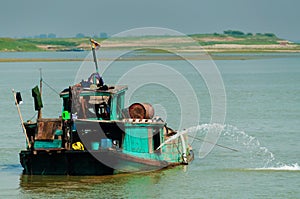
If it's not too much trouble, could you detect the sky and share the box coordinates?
[1,0,300,41]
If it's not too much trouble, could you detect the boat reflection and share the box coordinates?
[19,168,176,198]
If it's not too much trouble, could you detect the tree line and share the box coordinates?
[223,30,276,37]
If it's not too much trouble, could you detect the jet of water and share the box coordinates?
[181,124,299,170]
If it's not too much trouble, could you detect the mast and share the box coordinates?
[38,68,42,119]
[90,38,101,84]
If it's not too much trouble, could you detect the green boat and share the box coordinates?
[16,40,194,175]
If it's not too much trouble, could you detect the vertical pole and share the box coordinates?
[92,47,99,74]
[92,47,98,85]
[90,38,100,85]
[38,68,42,119]
[12,89,32,149]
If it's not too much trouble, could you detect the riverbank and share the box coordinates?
[1,33,299,54]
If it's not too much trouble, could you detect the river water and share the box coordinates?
[0,51,299,198]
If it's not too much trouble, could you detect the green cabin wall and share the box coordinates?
[122,123,184,163]
[110,92,125,120]
[123,122,165,153]
[123,123,187,163]
[123,124,150,153]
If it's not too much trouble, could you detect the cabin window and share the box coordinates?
[109,93,125,120]
[88,95,111,120]
[116,94,122,119]
[153,128,161,151]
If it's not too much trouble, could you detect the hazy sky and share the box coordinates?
[1,0,300,40]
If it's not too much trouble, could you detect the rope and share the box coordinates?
[28,112,38,121]
[188,135,239,152]
[42,79,60,96]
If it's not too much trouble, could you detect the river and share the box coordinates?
[0,51,299,198]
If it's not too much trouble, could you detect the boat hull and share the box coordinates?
[19,149,184,175]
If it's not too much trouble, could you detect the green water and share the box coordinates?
[0,52,299,198]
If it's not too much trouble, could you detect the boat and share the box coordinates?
[14,39,194,175]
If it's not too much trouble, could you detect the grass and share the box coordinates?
[0,37,103,51]
[0,38,41,51]
[21,38,78,46]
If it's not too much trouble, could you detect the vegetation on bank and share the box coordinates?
[0,37,103,52]
[0,30,298,52]
[0,38,41,51]
[189,30,286,45]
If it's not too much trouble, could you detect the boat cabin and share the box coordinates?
[60,85,128,121]
[58,84,167,156]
